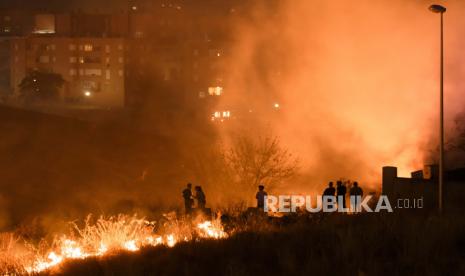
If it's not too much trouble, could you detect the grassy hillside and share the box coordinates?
[0,105,216,229]
[47,213,465,276]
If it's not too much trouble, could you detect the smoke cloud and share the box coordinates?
[219,0,465,193]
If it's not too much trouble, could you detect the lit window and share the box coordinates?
[3,27,10,33]
[69,57,77,63]
[208,86,223,96]
[118,57,124,63]
[118,70,123,77]
[69,44,76,51]
[84,44,93,52]
[79,57,101,64]
[199,91,206,98]
[69,69,77,76]
[211,110,231,121]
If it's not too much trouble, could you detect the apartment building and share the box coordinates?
[10,37,125,107]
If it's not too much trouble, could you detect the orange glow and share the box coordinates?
[0,214,229,274]
[217,0,465,189]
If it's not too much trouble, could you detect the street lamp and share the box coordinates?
[429,4,446,212]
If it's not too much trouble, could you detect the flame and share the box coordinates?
[0,214,229,274]
[197,221,228,239]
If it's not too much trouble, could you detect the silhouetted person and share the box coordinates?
[256,185,267,209]
[194,186,206,209]
[350,182,363,212]
[350,182,363,197]
[323,182,336,197]
[182,183,193,214]
[336,181,347,208]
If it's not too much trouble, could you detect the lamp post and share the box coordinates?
[429,4,446,212]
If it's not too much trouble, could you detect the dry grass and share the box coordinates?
[0,232,29,275]
[0,213,228,274]
[70,214,155,253]
[52,212,465,276]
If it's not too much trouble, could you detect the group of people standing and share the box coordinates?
[181,181,363,214]
[182,183,206,214]
[323,180,363,207]
[182,182,269,214]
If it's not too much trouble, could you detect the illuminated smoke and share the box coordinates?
[219,0,465,191]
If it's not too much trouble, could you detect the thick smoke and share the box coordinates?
[219,0,465,193]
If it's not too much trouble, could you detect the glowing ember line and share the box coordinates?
[13,215,229,274]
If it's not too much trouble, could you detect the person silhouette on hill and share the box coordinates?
[182,183,193,214]
[256,185,268,209]
[336,181,347,208]
[194,186,206,209]
[349,182,364,212]
[323,182,336,197]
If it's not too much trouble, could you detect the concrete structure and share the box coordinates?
[382,165,438,209]
[383,165,465,211]
[9,37,125,107]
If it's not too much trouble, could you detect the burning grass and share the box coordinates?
[0,233,30,275]
[52,212,465,276]
[0,213,228,275]
[3,209,465,275]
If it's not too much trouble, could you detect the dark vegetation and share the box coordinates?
[47,212,465,276]
[19,70,65,102]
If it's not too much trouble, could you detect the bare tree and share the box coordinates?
[190,147,235,205]
[225,135,299,195]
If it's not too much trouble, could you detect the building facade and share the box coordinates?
[10,37,125,107]
[1,2,244,112]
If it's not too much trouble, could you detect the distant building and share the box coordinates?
[9,37,125,107]
[0,10,33,36]
[1,2,243,113]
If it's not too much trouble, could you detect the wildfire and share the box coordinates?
[197,221,228,239]
[0,214,228,274]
